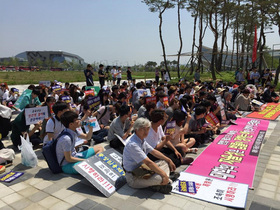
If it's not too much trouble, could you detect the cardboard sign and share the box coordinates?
[87,96,101,110]
[163,97,169,106]
[0,171,24,183]
[205,112,220,126]
[74,149,125,197]
[52,85,62,92]
[85,86,100,95]
[83,117,101,133]
[61,96,71,104]
[247,103,280,120]
[25,106,48,125]
[251,99,264,107]
[13,88,19,94]
[179,181,197,193]
[215,95,227,124]
[84,90,95,96]
[185,118,269,187]
[14,89,32,110]
[145,96,157,104]
[138,89,151,97]
[39,81,51,87]
[172,172,248,209]
[165,121,176,135]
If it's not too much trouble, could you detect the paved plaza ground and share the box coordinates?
[0,81,280,210]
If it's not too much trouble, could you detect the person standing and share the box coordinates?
[117,67,122,86]
[98,64,105,88]
[155,68,160,85]
[127,67,132,85]
[111,66,117,85]
[84,64,94,86]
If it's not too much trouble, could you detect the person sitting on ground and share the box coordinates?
[123,118,176,194]
[222,92,237,120]
[17,88,41,110]
[145,109,194,167]
[11,104,43,148]
[2,88,19,107]
[165,98,180,122]
[80,105,108,144]
[235,89,254,111]
[262,85,279,103]
[56,111,104,174]
[168,110,197,154]
[43,101,69,145]
[138,101,156,120]
[156,92,167,110]
[187,106,212,147]
[108,105,136,153]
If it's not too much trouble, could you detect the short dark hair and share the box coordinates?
[200,100,211,108]
[52,101,68,115]
[112,85,119,92]
[32,88,40,96]
[195,106,207,116]
[118,92,127,100]
[136,82,142,89]
[173,110,186,124]
[60,111,78,128]
[146,102,156,112]
[119,105,131,117]
[150,109,165,123]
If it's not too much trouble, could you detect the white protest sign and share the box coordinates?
[172,172,248,209]
[39,81,51,87]
[25,106,48,125]
[74,149,125,197]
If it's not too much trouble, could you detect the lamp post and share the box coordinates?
[272,44,280,69]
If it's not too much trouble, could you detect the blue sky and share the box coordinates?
[1,0,279,66]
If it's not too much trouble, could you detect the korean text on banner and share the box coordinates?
[74,149,125,197]
[25,106,48,125]
[185,118,269,187]
[172,172,248,209]
[247,103,280,120]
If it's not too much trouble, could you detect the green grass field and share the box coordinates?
[0,70,235,85]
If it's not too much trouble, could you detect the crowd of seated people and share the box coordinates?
[0,67,279,193]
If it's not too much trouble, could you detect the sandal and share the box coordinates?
[188,148,198,154]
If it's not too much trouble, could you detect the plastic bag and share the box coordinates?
[19,135,38,167]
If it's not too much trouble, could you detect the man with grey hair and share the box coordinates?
[222,92,237,120]
[123,118,176,194]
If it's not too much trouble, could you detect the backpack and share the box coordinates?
[42,130,73,174]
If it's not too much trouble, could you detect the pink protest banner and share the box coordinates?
[185,118,269,187]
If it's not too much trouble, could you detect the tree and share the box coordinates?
[171,0,187,78]
[145,61,157,71]
[142,0,174,72]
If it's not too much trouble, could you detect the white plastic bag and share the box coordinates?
[19,135,38,167]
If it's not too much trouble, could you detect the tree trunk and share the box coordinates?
[230,28,235,71]
[177,1,183,79]
[159,6,169,72]
[209,8,218,80]
[190,12,198,75]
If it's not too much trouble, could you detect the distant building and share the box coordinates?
[15,50,86,67]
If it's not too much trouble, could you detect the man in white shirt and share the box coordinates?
[111,66,117,85]
[145,110,193,167]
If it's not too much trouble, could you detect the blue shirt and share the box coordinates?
[123,133,154,172]
[56,128,78,166]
